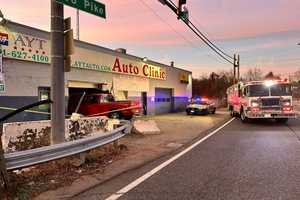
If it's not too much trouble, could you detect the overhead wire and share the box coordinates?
[138,0,231,66]
[167,0,234,64]
[138,0,198,50]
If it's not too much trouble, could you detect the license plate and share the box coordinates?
[190,110,194,113]
[264,114,271,118]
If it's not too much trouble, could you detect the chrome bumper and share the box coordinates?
[246,111,297,119]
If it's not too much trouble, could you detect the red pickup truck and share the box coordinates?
[68,93,142,119]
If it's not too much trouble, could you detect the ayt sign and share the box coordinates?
[0,30,50,64]
[56,0,106,19]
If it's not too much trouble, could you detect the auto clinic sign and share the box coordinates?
[0,27,167,80]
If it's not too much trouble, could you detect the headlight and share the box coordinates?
[251,101,259,107]
[282,100,291,106]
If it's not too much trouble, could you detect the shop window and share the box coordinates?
[38,87,50,111]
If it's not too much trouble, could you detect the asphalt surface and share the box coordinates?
[74,118,300,200]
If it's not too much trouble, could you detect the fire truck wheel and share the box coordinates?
[275,118,288,123]
[230,109,235,117]
[240,109,248,123]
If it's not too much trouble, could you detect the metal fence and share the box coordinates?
[4,121,132,171]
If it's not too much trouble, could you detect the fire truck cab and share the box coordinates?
[227,79,296,123]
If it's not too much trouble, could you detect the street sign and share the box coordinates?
[56,0,106,19]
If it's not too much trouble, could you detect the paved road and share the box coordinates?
[74,118,300,200]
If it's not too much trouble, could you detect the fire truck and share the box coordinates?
[227,79,296,123]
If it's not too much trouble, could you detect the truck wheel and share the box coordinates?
[109,111,121,119]
[231,110,237,117]
[240,109,249,123]
[229,106,235,117]
[275,118,288,123]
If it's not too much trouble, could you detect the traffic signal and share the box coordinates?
[177,0,187,20]
[158,0,166,5]
[64,17,74,72]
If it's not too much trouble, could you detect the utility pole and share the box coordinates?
[76,9,80,40]
[233,54,240,84]
[233,54,237,84]
[50,0,65,144]
[237,54,240,81]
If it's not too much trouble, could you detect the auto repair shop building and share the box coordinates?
[0,21,192,122]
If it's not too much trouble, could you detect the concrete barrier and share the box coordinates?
[2,116,110,152]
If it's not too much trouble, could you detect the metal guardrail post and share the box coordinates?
[0,124,9,190]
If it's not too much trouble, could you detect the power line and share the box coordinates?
[138,0,231,66]
[167,0,234,63]
[138,0,197,49]
[184,18,234,65]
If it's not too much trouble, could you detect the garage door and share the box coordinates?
[155,88,173,114]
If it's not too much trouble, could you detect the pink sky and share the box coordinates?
[1,0,300,78]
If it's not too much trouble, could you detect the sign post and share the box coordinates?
[50,0,65,144]
[50,0,105,144]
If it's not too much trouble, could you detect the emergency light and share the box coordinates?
[264,80,276,87]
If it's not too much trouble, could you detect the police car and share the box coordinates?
[186,97,216,115]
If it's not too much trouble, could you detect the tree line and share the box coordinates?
[192,68,297,99]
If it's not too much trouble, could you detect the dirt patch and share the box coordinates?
[0,143,128,200]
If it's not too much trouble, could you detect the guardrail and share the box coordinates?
[4,121,132,171]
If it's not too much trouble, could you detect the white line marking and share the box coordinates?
[105,117,235,200]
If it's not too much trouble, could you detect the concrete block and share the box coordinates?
[133,120,161,135]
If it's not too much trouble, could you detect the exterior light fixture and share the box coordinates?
[142,57,148,62]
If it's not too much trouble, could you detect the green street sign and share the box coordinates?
[56,0,106,19]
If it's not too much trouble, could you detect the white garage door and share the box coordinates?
[155,88,173,114]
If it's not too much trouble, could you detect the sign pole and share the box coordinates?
[76,9,80,40]
[51,0,65,144]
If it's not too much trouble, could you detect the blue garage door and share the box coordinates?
[155,88,173,114]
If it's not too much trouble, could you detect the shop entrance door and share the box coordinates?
[155,88,173,114]
[141,92,147,115]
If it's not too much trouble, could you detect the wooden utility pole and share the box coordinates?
[233,54,237,84]
[237,54,240,81]
[51,0,65,144]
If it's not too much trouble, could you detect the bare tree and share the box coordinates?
[244,67,263,81]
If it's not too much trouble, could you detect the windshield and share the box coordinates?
[249,85,269,97]
[270,84,292,96]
